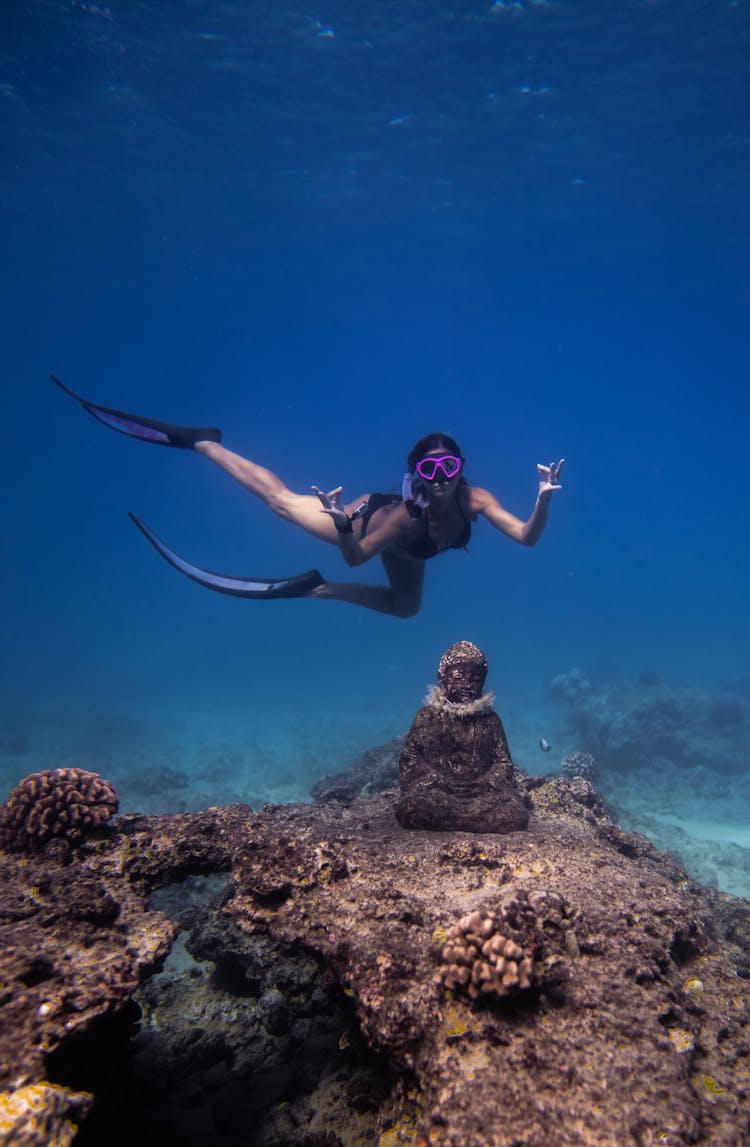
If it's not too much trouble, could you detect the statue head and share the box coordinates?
[437,640,488,703]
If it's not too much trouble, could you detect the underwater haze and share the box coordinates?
[2,0,750,882]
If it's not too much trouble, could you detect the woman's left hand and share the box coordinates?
[537,459,565,501]
[312,484,350,529]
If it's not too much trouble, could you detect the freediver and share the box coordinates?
[51,375,564,618]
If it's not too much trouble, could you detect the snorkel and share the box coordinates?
[402,468,429,513]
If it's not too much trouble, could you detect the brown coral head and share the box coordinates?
[0,768,119,853]
[437,641,488,702]
[439,908,535,1001]
[439,893,576,1003]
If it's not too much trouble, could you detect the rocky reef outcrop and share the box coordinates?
[311,737,404,803]
[2,782,750,1145]
[549,668,750,779]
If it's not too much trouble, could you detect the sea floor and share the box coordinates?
[1,689,749,899]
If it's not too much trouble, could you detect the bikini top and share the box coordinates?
[363,493,472,561]
[402,513,472,560]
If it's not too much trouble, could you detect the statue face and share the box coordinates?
[441,663,485,703]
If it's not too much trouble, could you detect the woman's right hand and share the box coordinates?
[311,485,350,530]
[536,459,565,502]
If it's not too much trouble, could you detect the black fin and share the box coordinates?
[128,514,325,599]
[50,375,221,448]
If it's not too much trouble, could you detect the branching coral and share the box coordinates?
[0,768,119,853]
[560,751,599,785]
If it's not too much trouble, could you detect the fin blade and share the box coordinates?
[128,514,324,599]
[51,374,218,446]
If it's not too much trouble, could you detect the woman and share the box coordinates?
[52,376,564,618]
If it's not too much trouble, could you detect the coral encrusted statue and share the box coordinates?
[395,640,529,833]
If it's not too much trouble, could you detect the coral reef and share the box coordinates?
[560,750,599,785]
[550,668,750,778]
[0,768,119,853]
[548,669,750,896]
[0,1082,92,1147]
[2,776,750,1144]
[116,911,389,1147]
[227,788,750,1146]
[311,738,404,803]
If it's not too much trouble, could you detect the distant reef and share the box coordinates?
[549,668,750,779]
[2,774,750,1146]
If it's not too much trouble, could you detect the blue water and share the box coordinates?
[2,1,749,826]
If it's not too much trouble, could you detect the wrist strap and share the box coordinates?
[335,518,354,534]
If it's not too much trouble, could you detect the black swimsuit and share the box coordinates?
[359,493,471,561]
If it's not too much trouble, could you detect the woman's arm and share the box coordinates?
[311,486,411,566]
[470,459,564,547]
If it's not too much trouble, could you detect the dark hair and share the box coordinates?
[406,432,464,472]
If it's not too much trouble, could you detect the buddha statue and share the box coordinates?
[395,640,529,833]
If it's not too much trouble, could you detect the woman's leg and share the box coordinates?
[194,442,424,616]
[195,441,347,544]
[310,552,424,618]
